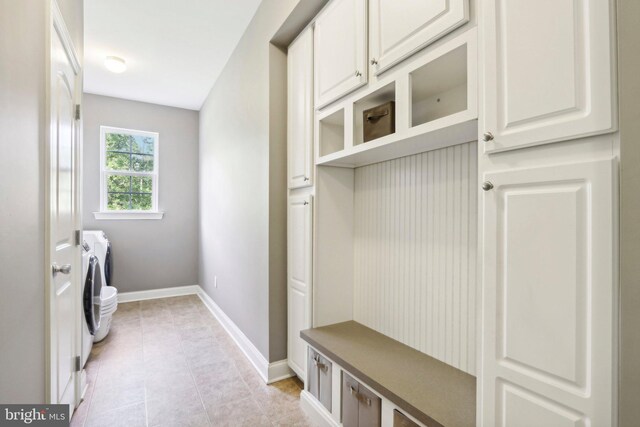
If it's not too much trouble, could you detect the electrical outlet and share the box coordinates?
[214,276,218,288]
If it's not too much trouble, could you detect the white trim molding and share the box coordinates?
[268,360,296,384]
[93,211,164,220]
[196,287,295,384]
[118,285,200,303]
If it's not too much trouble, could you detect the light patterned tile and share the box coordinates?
[199,375,252,405]
[77,296,308,427]
[145,368,197,401]
[144,350,190,376]
[146,386,208,427]
[85,402,146,427]
[205,397,267,426]
[88,372,145,415]
[149,411,211,427]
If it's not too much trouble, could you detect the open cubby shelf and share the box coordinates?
[411,44,468,128]
[316,28,477,169]
[353,82,396,147]
[318,108,345,157]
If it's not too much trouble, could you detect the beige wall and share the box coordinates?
[199,0,300,362]
[618,0,640,424]
[0,0,82,402]
[199,0,327,362]
[82,94,199,293]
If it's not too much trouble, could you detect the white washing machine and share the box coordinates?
[83,231,111,288]
[83,230,118,342]
[81,241,101,363]
[79,241,102,400]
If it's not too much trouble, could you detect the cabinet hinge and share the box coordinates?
[74,356,81,372]
[75,104,81,120]
[74,229,81,246]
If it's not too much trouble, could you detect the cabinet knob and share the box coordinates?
[52,263,72,275]
[355,70,362,77]
[370,58,378,66]
[482,181,494,191]
[482,132,494,142]
[304,176,310,181]
[303,201,309,206]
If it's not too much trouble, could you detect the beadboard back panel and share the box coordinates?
[353,142,478,374]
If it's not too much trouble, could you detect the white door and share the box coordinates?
[314,0,367,108]
[288,28,314,189]
[480,159,616,426]
[369,0,469,75]
[481,0,616,153]
[48,4,81,409]
[288,195,313,378]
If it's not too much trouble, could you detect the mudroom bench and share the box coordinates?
[300,321,476,427]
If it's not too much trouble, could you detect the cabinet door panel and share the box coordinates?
[342,373,360,427]
[288,196,313,378]
[480,159,616,426]
[481,0,615,153]
[370,0,469,75]
[315,0,367,108]
[357,384,381,427]
[288,28,314,189]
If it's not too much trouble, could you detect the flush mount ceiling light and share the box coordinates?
[105,56,126,73]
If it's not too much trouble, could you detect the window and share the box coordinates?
[97,126,162,219]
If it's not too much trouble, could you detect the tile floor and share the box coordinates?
[71,295,312,427]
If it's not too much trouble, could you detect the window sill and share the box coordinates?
[93,211,164,220]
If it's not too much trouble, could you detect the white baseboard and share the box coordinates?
[118,285,200,303]
[196,286,294,384]
[269,359,296,383]
[300,390,339,427]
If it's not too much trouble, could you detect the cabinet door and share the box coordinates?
[318,353,333,411]
[480,159,616,426]
[357,384,381,427]
[314,0,367,108]
[369,0,469,75]
[481,0,615,153]
[288,195,313,378]
[342,373,360,427]
[288,28,314,189]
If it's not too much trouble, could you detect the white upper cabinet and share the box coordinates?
[288,28,314,189]
[481,0,616,153]
[480,159,616,427]
[314,0,368,109]
[369,0,469,76]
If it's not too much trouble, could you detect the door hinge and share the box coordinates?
[75,104,81,120]
[74,229,81,246]
[74,356,81,372]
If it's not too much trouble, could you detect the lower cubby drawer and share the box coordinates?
[393,409,420,427]
[342,372,382,427]
[308,348,332,411]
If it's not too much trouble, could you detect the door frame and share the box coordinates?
[45,0,83,407]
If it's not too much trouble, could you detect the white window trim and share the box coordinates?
[95,126,164,220]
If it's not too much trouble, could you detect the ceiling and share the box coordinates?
[84,0,263,110]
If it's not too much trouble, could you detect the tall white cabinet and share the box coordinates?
[287,27,315,380]
[478,0,618,425]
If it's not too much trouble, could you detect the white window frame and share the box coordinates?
[95,126,164,220]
